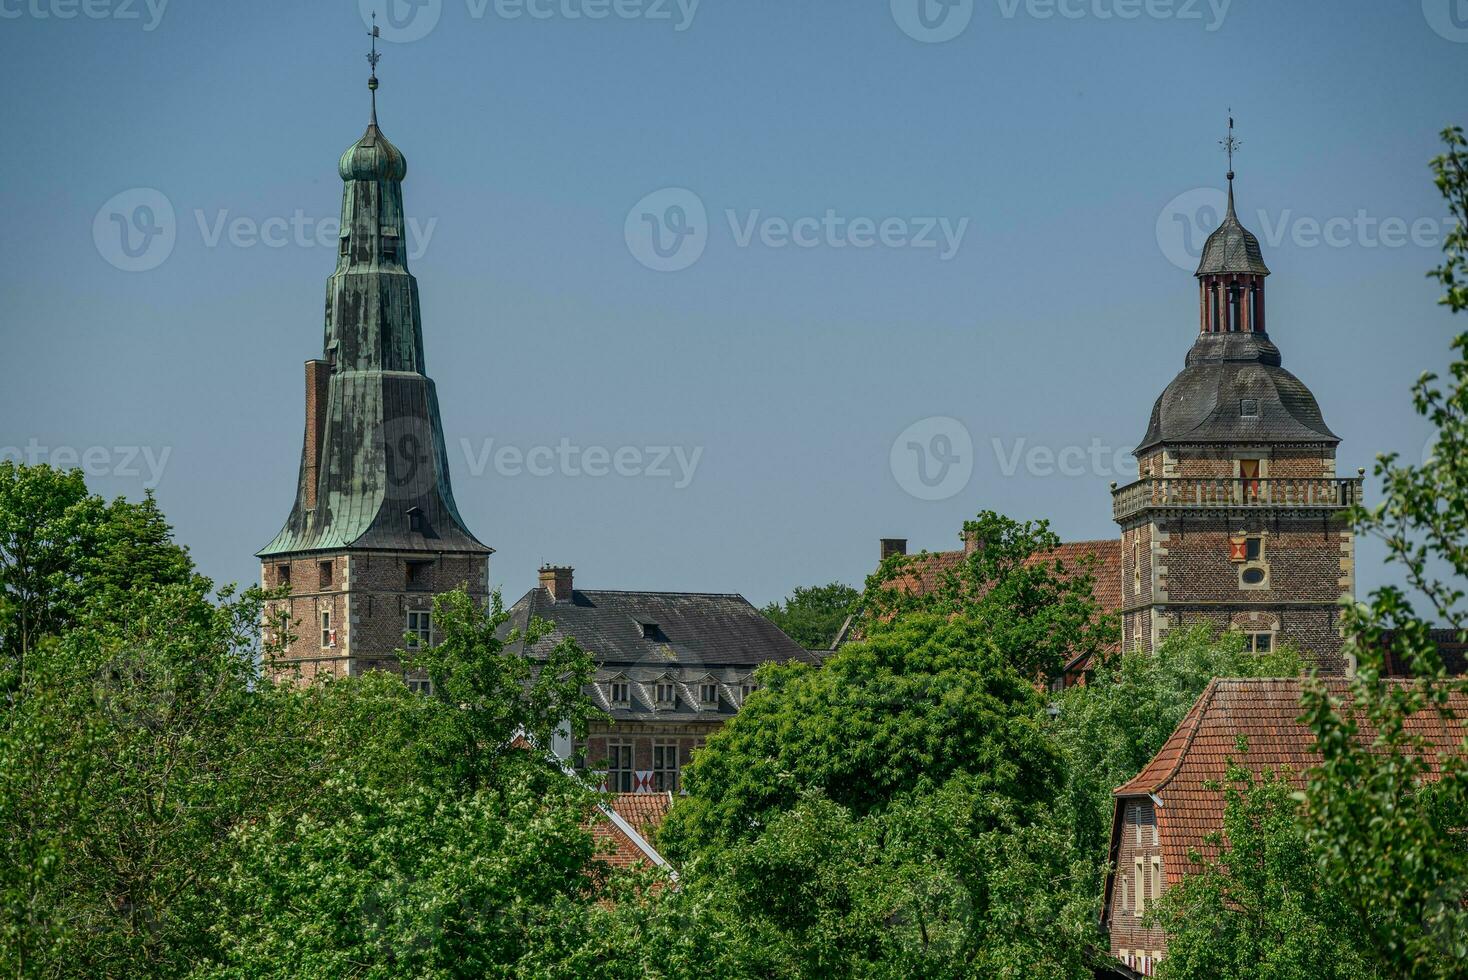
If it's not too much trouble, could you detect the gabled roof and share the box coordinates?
[1111,678,1468,883]
[591,792,674,873]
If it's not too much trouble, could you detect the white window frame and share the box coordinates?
[654,681,676,707]
[320,609,332,648]
[605,740,634,793]
[608,679,631,708]
[406,609,432,648]
[407,677,433,695]
[652,740,680,793]
[699,682,719,708]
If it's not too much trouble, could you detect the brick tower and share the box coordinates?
[257,54,491,685]
[1111,159,1360,673]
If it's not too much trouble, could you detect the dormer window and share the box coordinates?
[699,682,719,707]
[740,682,757,704]
[654,681,676,707]
[338,235,349,257]
[608,680,630,707]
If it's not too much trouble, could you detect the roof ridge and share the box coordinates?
[1151,678,1221,796]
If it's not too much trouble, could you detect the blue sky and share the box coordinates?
[1,0,1464,606]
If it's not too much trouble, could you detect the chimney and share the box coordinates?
[539,564,574,603]
[302,359,331,509]
[880,538,908,561]
[963,528,984,555]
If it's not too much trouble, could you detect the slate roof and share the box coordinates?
[591,792,673,871]
[502,588,817,722]
[1111,678,1468,885]
[1136,332,1338,455]
[1195,185,1270,277]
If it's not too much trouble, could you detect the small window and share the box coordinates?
[320,609,332,648]
[1244,631,1273,653]
[639,621,664,640]
[338,235,349,256]
[407,677,433,695]
[1134,858,1146,915]
[405,560,433,590]
[382,234,398,260]
[740,682,757,703]
[699,682,719,707]
[1119,875,1130,915]
[1244,536,1263,562]
[654,682,676,706]
[606,741,634,793]
[277,563,292,587]
[1151,857,1164,903]
[1240,398,1259,417]
[652,741,679,793]
[406,609,432,648]
[1241,566,1267,586]
[319,560,333,588]
[608,680,630,707]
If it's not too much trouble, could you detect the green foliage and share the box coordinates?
[205,774,601,979]
[661,612,1061,858]
[1151,768,1374,980]
[1050,625,1301,912]
[402,589,600,791]
[864,511,1118,682]
[1293,124,1468,980]
[0,463,614,978]
[0,461,200,688]
[639,782,1093,979]
[760,581,859,650]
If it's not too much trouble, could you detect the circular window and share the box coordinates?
[1241,567,1266,586]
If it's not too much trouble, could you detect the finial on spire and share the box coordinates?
[1219,109,1240,213]
[367,12,382,124]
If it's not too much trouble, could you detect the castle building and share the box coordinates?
[257,67,491,685]
[501,565,817,791]
[1102,678,1468,974]
[874,169,1360,676]
[1112,171,1361,672]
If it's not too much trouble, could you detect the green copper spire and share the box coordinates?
[258,51,489,559]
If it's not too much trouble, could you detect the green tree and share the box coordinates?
[660,612,1062,858]
[1050,625,1300,907]
[865,512,1117,683]
[1151,767,1374,980]
[760,582,860,650]
[1295,126,1468,980]
[0,462,200,689]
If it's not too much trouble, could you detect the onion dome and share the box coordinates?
[338,122,407,182]
[1195,182,1269,276]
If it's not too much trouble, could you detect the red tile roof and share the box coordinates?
[891,539,1124,615]
[1113,678,1468,884]
[590,791,673,870]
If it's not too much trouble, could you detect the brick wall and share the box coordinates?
[262,550,489,684]
[582,719,725,793]
[1107,798,1167,972]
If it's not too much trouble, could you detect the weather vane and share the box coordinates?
[367,12,381,121]
[1219,109,1240,180]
